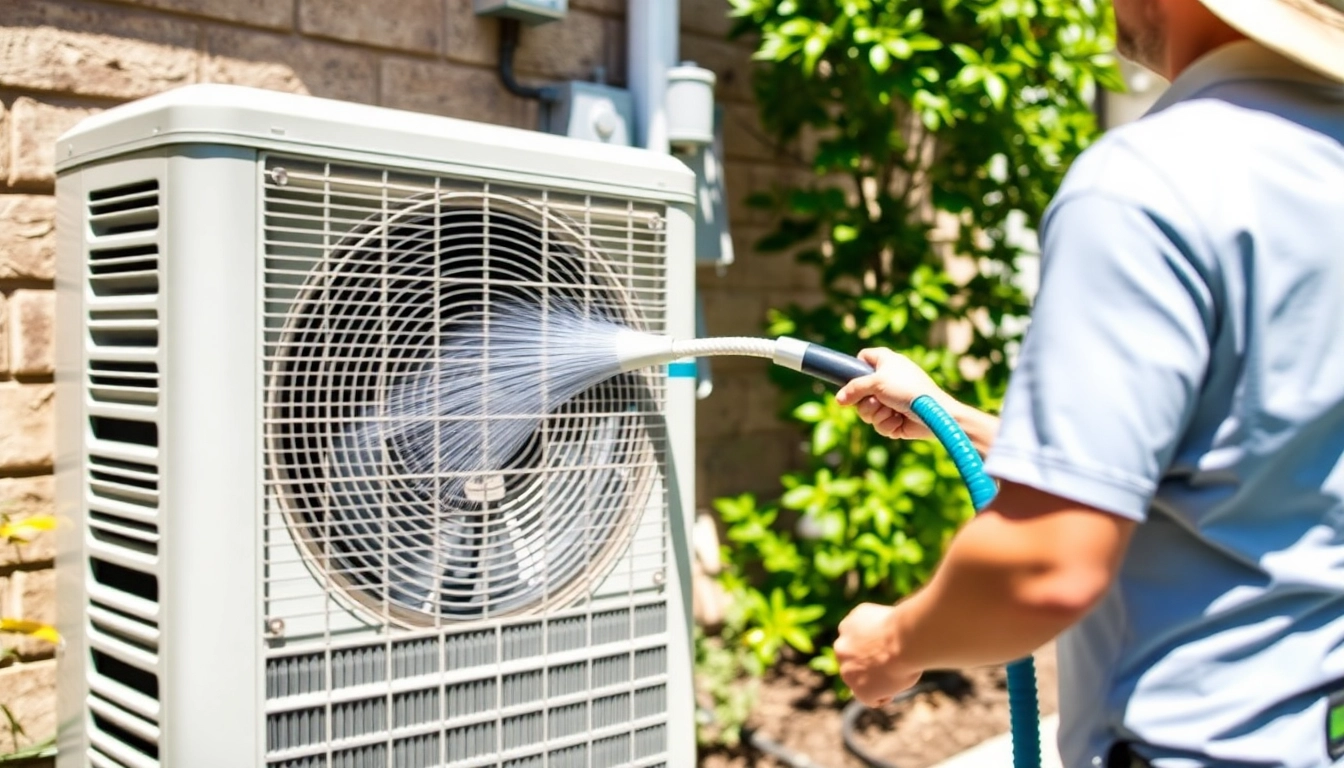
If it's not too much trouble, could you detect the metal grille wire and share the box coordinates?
[261,158,669,629]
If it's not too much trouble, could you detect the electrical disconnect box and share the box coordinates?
[473,0,566,24]
[545,81,635,146]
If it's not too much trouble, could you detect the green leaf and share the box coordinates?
[866,444,889,468]
[950,43,980,64]
[830,477,861,498]
[713,494,755,522]
[1009,44,1038,68]
[802,33,828,74]
[872,503,895,537]
[762,538,806,572]
[782,626,815,654]
[895,535,925,564]
[812,420,840,455]
[726,0,759,16]
[832,224,859,243]
[793,401,825,422]
[897,463,937,494]
[806,419,838,457]
[814,549,857,578]
[781,485,814,510]
[854,532,890,555]
[1095,58,1128,92]
[907,34,942,53]
[766,309,798,337]
[956,63,985,87]
[868,44,890,73]
[726,519,769,544]
[793,603,826,624]
[809,647,840,675]
[985,73,1008,108]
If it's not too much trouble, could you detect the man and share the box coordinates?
[830,2,1344,766]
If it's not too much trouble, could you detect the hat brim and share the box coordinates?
[1200,0,1344,82]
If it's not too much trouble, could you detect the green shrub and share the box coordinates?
[697,0,1122,741]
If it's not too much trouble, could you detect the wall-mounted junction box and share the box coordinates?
[473,0,567,24]
[545,81,635,146]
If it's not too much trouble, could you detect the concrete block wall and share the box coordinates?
[0,0,820,749]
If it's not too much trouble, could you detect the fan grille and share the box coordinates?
[261,158,669,628]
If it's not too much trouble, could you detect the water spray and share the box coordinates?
[385,298,1040,768]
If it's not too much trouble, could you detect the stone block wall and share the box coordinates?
[0,0,820,750]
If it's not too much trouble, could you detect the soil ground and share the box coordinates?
[699,644,1059,768]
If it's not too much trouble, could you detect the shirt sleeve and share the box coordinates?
[983,190,1214,521]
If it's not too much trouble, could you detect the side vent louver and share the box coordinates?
[89,180,160,237]
[84,179,163,768]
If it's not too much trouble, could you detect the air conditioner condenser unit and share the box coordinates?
[53,84,699,768]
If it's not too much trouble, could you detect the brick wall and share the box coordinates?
[0,0,818,749]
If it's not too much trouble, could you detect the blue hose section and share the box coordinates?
[908,396,997,512]
[909,395,1041,768]
[1006,657,1042,768]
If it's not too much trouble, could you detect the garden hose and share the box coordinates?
[775,343,1041,768]
[585,324,1043,768]
[840,676,943,768]
[913,395,1040,768]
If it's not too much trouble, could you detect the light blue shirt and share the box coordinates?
[983,42,1344,767]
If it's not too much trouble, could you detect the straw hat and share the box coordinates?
[1199,0,1344,82]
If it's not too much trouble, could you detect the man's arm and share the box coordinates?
[833,182,1211,706]
[834,480,1135,706]
[836,348,1001,456]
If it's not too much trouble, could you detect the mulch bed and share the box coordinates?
[699,644,1058,768]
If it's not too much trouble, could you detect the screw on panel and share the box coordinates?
[652,570,665,588]
[271,167,289,186]
[264,617,286,638]
[593,108,618,140]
